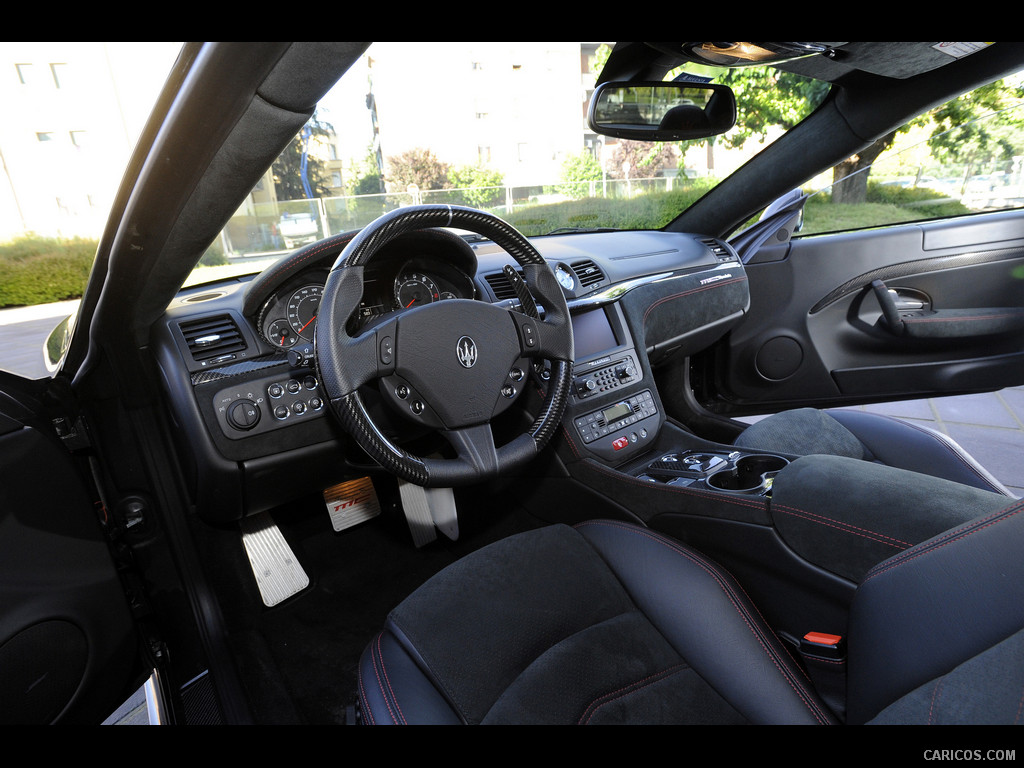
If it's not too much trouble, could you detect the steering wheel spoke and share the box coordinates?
[441,423,500,477]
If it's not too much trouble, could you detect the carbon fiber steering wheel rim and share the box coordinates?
[315,205,574,487]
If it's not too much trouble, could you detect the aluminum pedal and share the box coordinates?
[398,481,459,547]
[241,513,309,607]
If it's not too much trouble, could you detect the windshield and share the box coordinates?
[186,42,1024,288]
[187,42,821,286]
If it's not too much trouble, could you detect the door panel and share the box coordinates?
[699,209,1024,414]
[0,375,137,723]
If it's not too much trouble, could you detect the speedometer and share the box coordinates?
[394,273,439,309]
[287,285,323,339]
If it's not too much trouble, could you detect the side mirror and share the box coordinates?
[587,81,736,141]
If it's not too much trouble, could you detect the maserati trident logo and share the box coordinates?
[457,336,478,368]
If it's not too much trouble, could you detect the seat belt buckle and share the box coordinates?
[800,631,845,660]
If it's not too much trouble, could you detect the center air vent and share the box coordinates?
[570,259,605,288]
[179,314,247,365]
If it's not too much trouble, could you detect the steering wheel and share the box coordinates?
[315,205,574,487]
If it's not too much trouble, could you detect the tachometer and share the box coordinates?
[287,285,323,339]
[394,272,439,309]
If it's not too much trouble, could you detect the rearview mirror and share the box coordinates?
[587,81,736,141]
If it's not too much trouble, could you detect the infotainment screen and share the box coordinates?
[571,308,618,360]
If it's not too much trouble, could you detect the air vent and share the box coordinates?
[179,314,247,365]
[570,259,605,288]
[484,270,523,301]
[700,238,735,263]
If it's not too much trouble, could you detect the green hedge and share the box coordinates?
[0,236,97,308]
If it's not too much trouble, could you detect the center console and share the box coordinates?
[636,450,788,496]
[561,304,663,463]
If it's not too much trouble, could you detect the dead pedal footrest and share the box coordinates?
[241,513,310,607]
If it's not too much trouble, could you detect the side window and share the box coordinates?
[799,76,1024,236]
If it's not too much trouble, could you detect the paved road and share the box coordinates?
[0,301,79,380]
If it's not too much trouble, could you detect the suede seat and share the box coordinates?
[358,507,1024,725]
[734,408,1013,496]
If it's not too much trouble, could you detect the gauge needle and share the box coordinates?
[405,298,417,308]
[298,316,316,333]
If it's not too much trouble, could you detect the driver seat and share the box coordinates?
[357,506,1024,724]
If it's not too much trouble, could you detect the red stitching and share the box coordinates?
[575,520,832,724]
[641,276,748,329]
[862,501,1024,584]
[772,503,912,549]
[578,663,686,724]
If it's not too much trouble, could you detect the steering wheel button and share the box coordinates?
[501,385,517,398]
[509,367,524,382]
[522,323,536,347]
[411,400,424,415]
[380,335,394,365]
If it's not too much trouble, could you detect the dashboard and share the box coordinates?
[154,226,749,522]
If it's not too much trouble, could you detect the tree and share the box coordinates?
[829,131,900,205]
[349,147,385,196]
[679,66,829,176]
[386,148,450,192]
[609,140,679,180]
[558,151,603,199]
[271,114,335,200]
[449,166,505,208]
[925,79,1024,193]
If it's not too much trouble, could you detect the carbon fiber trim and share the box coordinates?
[809,247,1024,314]
[331,392,430,486]
[190,356,289,385]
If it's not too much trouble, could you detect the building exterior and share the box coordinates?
[0,42,181,241]
[0,43,611,242]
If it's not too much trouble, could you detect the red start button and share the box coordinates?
[612,436,629,451]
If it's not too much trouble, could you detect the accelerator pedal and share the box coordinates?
[241,513,309,607]
[398,481,459,547]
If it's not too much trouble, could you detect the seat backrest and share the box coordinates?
[847,498,1024,724]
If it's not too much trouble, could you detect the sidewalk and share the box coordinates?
[845,388,1024,496]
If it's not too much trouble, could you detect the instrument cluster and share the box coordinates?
[256,256,476,350]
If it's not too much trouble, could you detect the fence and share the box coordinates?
[212,176,684,260]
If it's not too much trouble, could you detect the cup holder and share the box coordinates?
[707,454,788,493]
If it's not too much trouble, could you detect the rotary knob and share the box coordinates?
[227,399,261,431]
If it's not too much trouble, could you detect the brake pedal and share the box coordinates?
[241,513,310,607]
[398,481,459,547]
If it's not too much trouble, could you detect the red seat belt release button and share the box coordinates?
[801,631,845,659]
